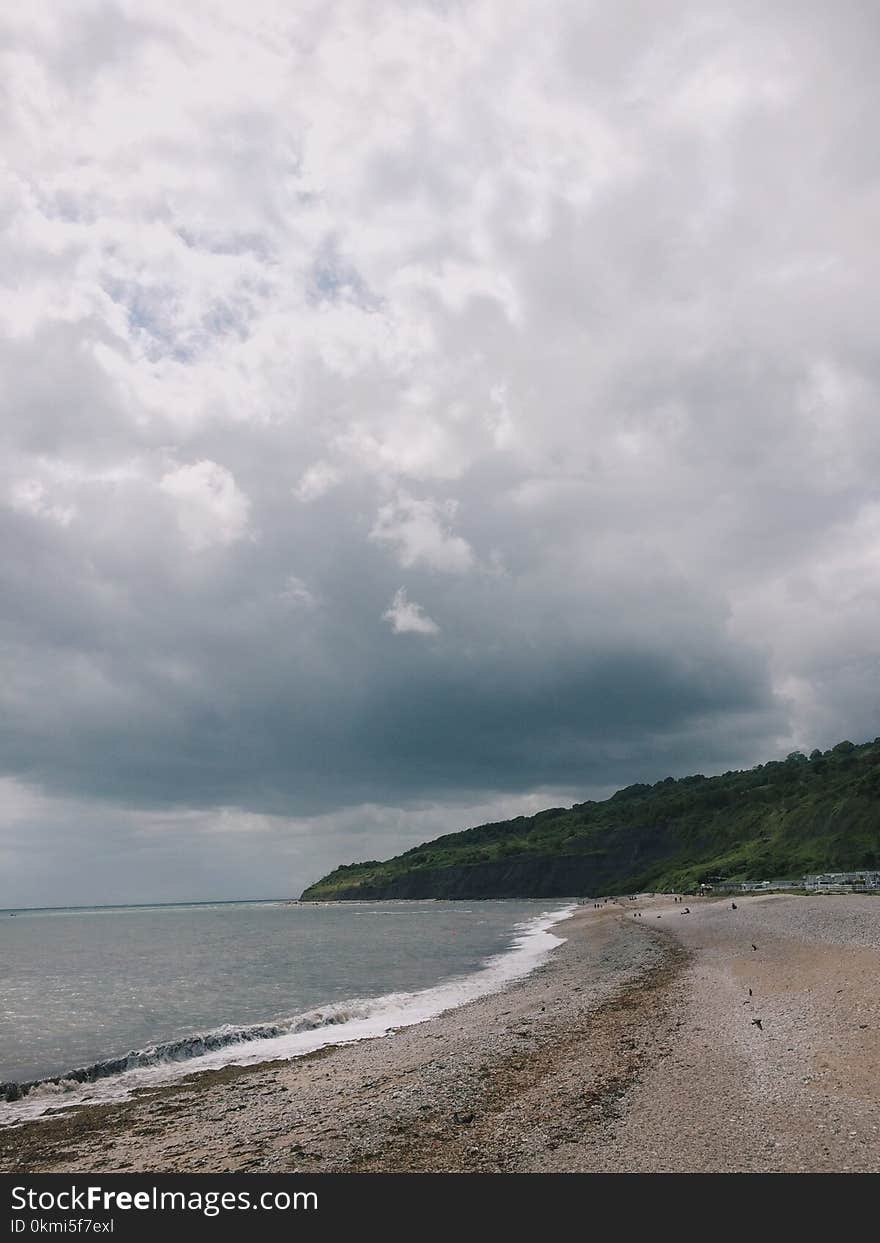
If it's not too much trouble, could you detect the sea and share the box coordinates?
[0,898,573,1124]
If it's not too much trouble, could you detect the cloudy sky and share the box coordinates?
[2,0,879,907]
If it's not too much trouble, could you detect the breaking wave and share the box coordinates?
[1,1003,379,1102]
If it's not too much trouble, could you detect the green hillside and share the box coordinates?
[301,738,880,899]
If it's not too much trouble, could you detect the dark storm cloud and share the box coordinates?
[0,467,781,815]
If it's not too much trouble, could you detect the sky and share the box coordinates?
[1,0,879,907]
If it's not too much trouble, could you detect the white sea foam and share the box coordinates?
[0,904,574,1125]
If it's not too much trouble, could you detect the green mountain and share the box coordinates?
[301,738,880,899]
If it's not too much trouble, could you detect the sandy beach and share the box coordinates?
[2,893,879,1174]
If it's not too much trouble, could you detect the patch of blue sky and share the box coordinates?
[307,241,382,311]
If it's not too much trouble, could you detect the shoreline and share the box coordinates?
[3,894,879,1173]
[0,901,573,1118]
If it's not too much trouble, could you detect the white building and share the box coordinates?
[803,871,880,892]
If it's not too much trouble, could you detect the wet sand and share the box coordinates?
[2,894,879,1173]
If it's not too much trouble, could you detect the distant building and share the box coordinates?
[694,873,880,896]
[803,871,880,893]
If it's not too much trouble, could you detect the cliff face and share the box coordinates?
[312,855,618,900]
[300,738,880,900]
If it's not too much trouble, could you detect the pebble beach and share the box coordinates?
[3,893,878,1174]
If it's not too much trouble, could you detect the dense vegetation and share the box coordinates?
[301,738,880,899]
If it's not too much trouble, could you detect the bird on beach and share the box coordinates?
[751,944,758,951]
[748,988,752,996]
[751,1018,763,1030]
[682,907,690,914]
[731,902,737,910]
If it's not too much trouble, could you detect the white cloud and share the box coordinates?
[382,587,440,636]
[9,478,76,527]
[293,460,341,503]
[370,493,474,573]
[158,460,251,551]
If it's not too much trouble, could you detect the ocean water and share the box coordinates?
[0,899,572,1123]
